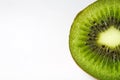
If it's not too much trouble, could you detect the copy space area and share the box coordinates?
[0,0,96,80]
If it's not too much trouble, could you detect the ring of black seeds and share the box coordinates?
[85,16,120,61]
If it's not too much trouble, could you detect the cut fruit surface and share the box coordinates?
[69,0,120,80]
[97,26,120,48]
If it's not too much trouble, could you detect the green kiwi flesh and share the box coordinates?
[69,0,120,80]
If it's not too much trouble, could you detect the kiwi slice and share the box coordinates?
[69,0,120,80]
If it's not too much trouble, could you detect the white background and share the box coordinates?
[0,0,97,80]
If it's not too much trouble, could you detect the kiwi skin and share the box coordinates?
[69,0,120,80]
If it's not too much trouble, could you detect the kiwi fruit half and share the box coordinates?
[69,0,120,80]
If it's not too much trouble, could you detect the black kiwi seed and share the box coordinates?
[69,0,120,80]
[102,45,105,48]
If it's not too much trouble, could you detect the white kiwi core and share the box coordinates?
[97,26,120,48]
